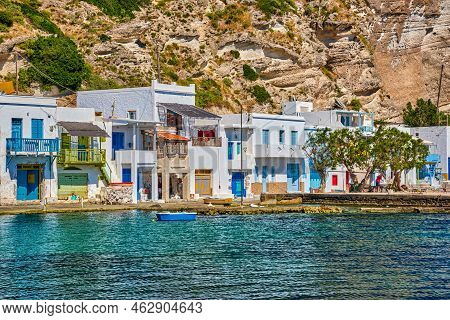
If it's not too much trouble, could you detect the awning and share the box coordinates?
[158,103,221,119]
[58,121,109,137]
[158,132,189,141]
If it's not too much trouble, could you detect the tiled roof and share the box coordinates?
[158,131,189,141]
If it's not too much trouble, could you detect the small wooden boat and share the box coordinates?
[156,212,197,221]
[203,197,233,206]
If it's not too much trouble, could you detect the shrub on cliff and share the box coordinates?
[250,85,271,104]
[403,98,446,127]
[22,36,89,91]
[243,64,259,81]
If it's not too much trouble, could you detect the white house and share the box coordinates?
[77,80,230,201]
[290,99,375,193]
[0,95,59,203]
[222,108,307,197]
[55,107,111,200]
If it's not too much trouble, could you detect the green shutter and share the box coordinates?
[58,173,88,199]
[61,133,71,150]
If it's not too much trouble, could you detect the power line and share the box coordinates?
[15,52,77,94]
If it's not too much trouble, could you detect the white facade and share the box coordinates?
[0,95,59,203]
[76,81,230,201]
[222,112,307,197]
[56,107,112,200]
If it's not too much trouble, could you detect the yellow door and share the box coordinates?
[195,173,212,196]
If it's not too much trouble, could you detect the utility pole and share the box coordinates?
[156,45,161,83]
[240,105,244,207]
[14,52,19,95]
[437,64,444,125]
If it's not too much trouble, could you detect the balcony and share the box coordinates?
[191,137,222,147]
[426,153,440,163]
[228,158,254,170]
[6,138,59,153]
[158,142,188,158]
[255,144,305,158]
[58,149,106,166]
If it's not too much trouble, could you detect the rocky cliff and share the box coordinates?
[0,0,448,118]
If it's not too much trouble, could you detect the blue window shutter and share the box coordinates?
[291,131,298,145]
[31,119,43,139]
[228,142,233,160]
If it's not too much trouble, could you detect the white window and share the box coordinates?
[127,110,137,120]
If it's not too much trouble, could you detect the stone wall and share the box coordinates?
[101,183,133,204]
[252,182,287,195]
[260,193,450,207]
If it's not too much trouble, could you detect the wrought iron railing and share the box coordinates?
[58,149,106,165]
[6,138,60,153]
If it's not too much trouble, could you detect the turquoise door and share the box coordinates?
[262,166,267,193]
[11,118,23,151]
[31,119,43,139]
[287,163,299,192]
[310,160,322,190]
[17,169,39,200]
[232,172,246,197]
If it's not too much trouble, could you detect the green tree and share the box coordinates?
[23,36,89,91]
[403,98,445,127]
[328,129,371,191]
[302,128,335,192]
[376,127,428,191]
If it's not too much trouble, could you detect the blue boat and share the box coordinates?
[156,212,197,221]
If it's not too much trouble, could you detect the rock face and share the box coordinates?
[0,0,448,118]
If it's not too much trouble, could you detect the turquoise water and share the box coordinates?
[0,211,449,299]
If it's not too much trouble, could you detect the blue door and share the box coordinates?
[31,119,43,139]
[122,168,131,183]
[310,161,322,190]
[287,163,299,192]
[11,118,23,151]
[112,132,125,159]
[232,172,246,197]
[27,170,39,200]
[262,166,267,193]
[17,170,27,200]
[17,169,39,200]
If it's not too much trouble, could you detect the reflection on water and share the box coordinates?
[0,212,449,299]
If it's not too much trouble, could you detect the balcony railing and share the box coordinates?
[6,138,59,153]
[157,142,188,158]
[58,149,106,166]
[191,137,222,147]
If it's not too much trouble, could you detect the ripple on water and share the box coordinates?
[0,212,449,299]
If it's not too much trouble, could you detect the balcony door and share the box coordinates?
[11,118,22,151]
[112,132,124,160]
[31,119,43,139]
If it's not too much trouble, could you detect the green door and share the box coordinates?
[58,173,88,199]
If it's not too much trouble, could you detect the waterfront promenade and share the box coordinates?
[1,192,450,215]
